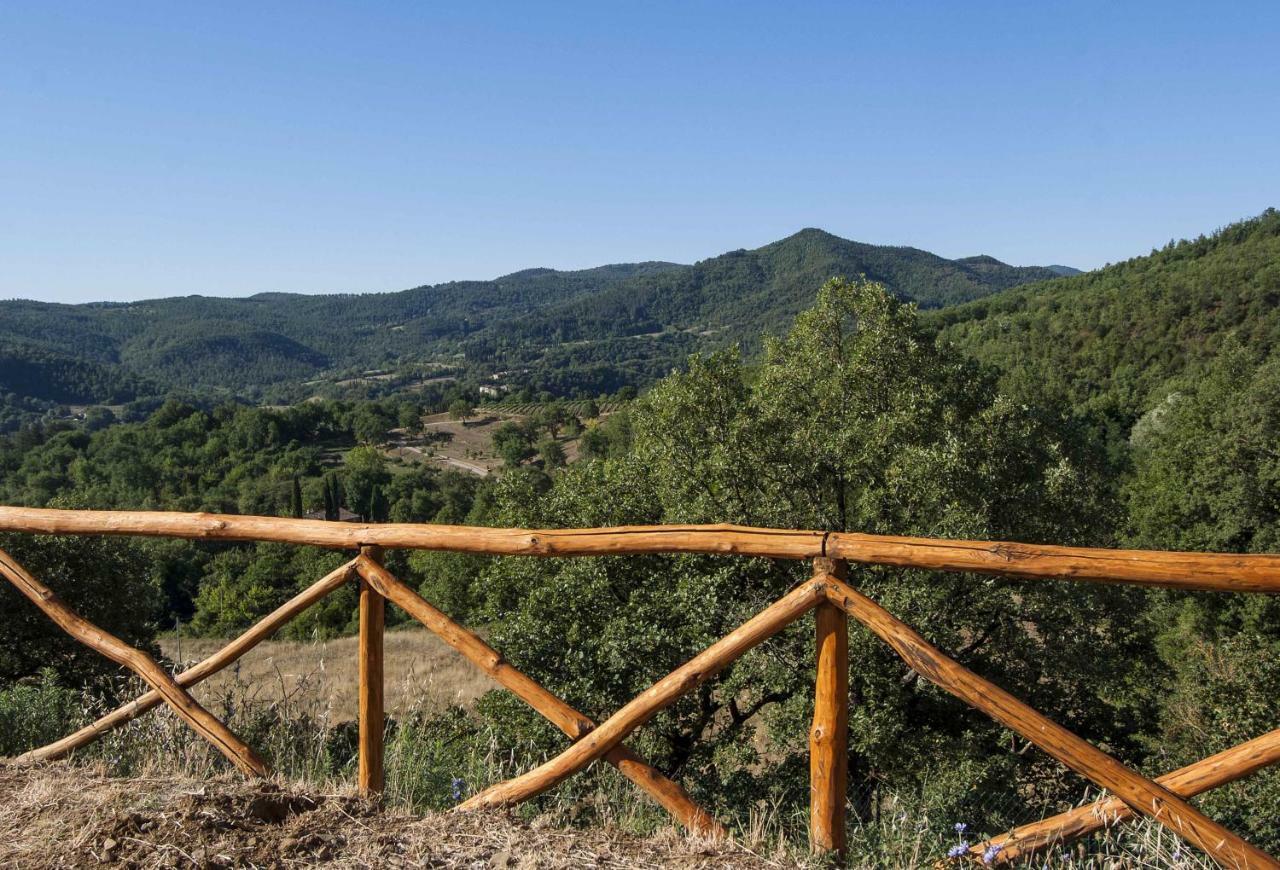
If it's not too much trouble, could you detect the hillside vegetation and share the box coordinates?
[0,230,1061,413]
[933,208,1280,430]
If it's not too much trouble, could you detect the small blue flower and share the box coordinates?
[955,822,968,834]
[982,843,1004,865]
[947,842,970,859]
[451,777,466,801]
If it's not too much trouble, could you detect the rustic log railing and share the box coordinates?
[0,507,1277,868]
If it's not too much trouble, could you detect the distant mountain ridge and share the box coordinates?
[0,230,1069,405]
[494,229,1065,350]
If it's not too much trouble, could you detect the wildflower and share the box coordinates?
[955,822,968,834]
[947,842,970,859]
[982,842,1004,864]
[451,777,465,801]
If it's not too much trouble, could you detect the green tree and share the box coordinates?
[397,400,423,432]
[191,543,349,637]
[322,471,343,520]
[492,422,534,467]
[289,475,304,518]
[352,404,394,445]
[0,533,162,687]
[82,406,116,432]
[1124,344,1280,850]
[537,438,566,469]
[448,398,473,422]
[476,279,1136,827]
[343,446,390,522]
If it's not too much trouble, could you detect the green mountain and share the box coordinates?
[498,229,1064,348]
[932,208,1280,429]
[0,230,1064,408]
[0,262,682,395]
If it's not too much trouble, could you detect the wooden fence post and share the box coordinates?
[823,577,1279,870]
[810,557,849,857]
[358,545,386,794]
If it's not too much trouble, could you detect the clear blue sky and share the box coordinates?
[3,2,1278,304]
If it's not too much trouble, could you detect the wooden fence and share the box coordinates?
[0,505,1277,868]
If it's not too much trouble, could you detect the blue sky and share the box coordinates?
[2,2,1278,304]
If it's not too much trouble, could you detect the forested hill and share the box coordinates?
[0,230,1063,405]
[0,262,681,397]
[493,228,1065,348]
[932,208,1280,430]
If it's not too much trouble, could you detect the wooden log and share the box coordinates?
[971,727,1280,863]
[0,507,823,560]
[810,600,849,844]
[457,578,827,813]
[0,546,268,777]
[824,532,1280,594]
[358,545,386,794]
[353,556,726,837]
[809,558,849,856]
[17,559,357,764]
[820,575,1278,870]
[2,506,1280,592]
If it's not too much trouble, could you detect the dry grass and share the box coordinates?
[160,627,495,722]
[0,762,1225,869]
[0,763,778,869]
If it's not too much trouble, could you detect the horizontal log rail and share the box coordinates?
[1,506,1277,866]
[3,506,1280,592]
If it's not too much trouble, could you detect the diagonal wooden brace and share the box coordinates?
[18,559,357,764]
[354,555,726,837]
[819,573,1278,870]
[455,577,827,815]
[970,727,1280,863]
[0,546,268,777]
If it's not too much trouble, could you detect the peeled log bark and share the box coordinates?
[972,727,1280,863]
[358,546,386,794]
[809,559,849,856]
[2,506,1280,592]
[824,532,1280,594]
[0,546,268,778]
[457,579,827,813]
[18,560,356,764]
[822,576,1278,870]
[0,507,823,560]
[354,556,725,837]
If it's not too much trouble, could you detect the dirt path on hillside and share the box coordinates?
[0,764,780,869]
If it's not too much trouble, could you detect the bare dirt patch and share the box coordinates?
[0,763,775,868]
[389,413,519,476]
